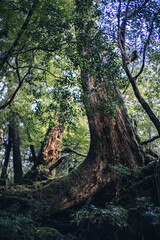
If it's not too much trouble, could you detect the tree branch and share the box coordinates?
[141,135,160,145]
[63,147,87,157]
[49,155,69,173]
[134,19,154,80]
[0,0,39,70]
[15,57,21,83]
[129,77,160,135]
[16,41,80,54]
[49,148,87,173]
[117,2,160,136]
[6,61,64,80]
[0,68,31,110]
[117,1,128,62]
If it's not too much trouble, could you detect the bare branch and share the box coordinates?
[134,20,154,80]
[15,57,21,83]
[117,1,128,62]
[129,77,160,135]
[49,147,87,173]
[49,155,69,173]
[141,135,160,145]
[63,147,87,157]
[117,2,160,135]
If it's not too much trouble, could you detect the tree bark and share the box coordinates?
[10,122,23,184]
[23,125,64,181]
[43,125,64,170]
[0,125,12,185]
[41,83,143,212]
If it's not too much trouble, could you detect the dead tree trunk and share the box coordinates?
[43,125,64,175]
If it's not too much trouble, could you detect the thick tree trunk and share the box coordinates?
[41,79,143,213]
[11,122,23,184]
[39,0,143,212]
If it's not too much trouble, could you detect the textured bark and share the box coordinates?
[23,125,64,181]
[11,123,23,184]
[41,71,143,212]
[43,126,64,167]
[0,125,12,185]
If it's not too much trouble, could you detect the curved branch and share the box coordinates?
[0,0,39,70]
[117,1,128,62]
[117,3,160,135]
[134,20,154,80]
[7,61,64,79]
[0,70,30,110]
[49,148,87,173]
[130,77,160,135]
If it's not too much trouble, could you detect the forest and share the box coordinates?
[0,0,160,239]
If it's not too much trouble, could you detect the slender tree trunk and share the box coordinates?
[10,122,23,184]
[0,125,12,185]
[29,144,37,165]
[36,126,53,166]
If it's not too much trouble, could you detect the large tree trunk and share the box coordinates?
[41,86,143,212]
[40,0,143,212]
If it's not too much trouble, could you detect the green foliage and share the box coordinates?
[71,204,128,229]
[55,117,90,176]
[131,197,160,226]
[109,163,131,178]
[125,63,160,151]
[0,211,36,240]
[35,227,62,240]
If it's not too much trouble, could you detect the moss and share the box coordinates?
[36,227,63,240]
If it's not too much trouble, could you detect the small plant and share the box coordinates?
[71,204,128,229]
[130,197,160,226]
[0,211,36,240]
